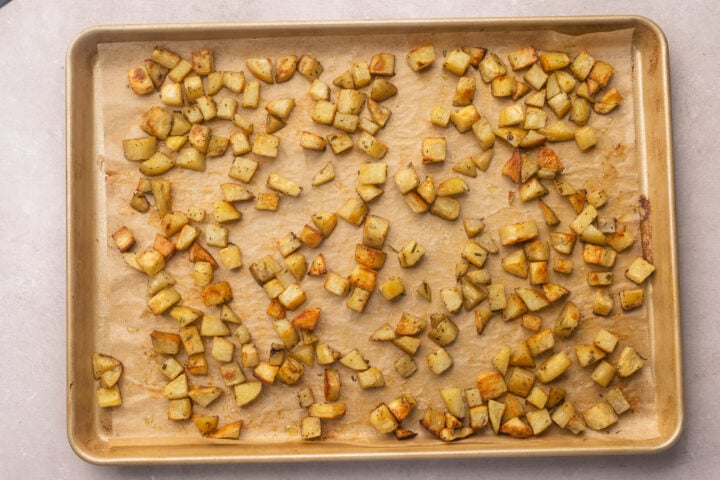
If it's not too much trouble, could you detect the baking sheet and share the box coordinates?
[67,17,682,463]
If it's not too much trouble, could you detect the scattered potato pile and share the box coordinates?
[101,40,652,443]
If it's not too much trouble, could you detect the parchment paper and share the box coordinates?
[94,26,656,448]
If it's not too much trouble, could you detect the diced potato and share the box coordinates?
[357,366,385,389]
[491,75,516,97]
[370,78,397,102]
[234,381,263,407]
[407,45,436,71]
[625,257,655,284]
[508,46,538,70]
[427,347,453,375]
[370,403,398,434]
[523,63,548,91]
[189,385,222,408]
[539,120,575,142]
[147,287,181,315]
[526,329,555,357]
[356,132,388,159]
[443,49,472,76]
[498,104,525,127]
[499,221,539,246]
[436,176,469,196]
[508,341,534,368]
[430,196,460,221]
[539,51,570,72]
[553,301,581,338]
[591,360,616,387]
[616,346,645,377]
[506,367,535,397]
[308,402,347,419]
[379,277,405,301]
[394,354,417,378]
[478,52,507,83]
[369,52,395,75]
[450,105,481,133]
[242,81,260,108]
[605,388,631,415]
[535,351,572,383]
[96,385,123,408]
[476,371,507,400]
[583,402,618,431]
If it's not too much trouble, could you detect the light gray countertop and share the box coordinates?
[1,0,718,478]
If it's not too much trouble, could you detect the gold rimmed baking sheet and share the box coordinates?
[67,17,681,464]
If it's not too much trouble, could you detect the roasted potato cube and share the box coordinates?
[535,351,572,383]
[370,78,397,102]
[427,347,453,375]
[196,95,217,121]
[96,385,122,408]
[498,103,525,127]
[406,45,436,71]
[427,314,459,346]
[299,416,322,440]
[522,63,548,91]
[308,402,347,420]
[164,373,189,401]
[575,344,607,367]
[626,257,656,284]
[234,381,262,407]
[574,125,597,150]
[606,387,631,415]
[583,402,618,431]
[379,277,405,301]
[436,176,469,196]
[167,58,192,83]
[392,353,417,378]
[254,192,280,211]
[449,105,481,133]
[368,403,398,434]
[276,357,305,385]
[245,57,273,84]
[123,136,157,162]
[150,330,181,356]
[616,346,645,377]
[539,51,570,72]
[468,119,494,153]
[296,54,323,80]
[265,172,301,197]
[499,221,539,246]
[591,360,616,387]
[430,105,452,127]
[206,70,224,94]
[357,367,385,389]
[147,287,180,315]
[552,301,580,338]
[478,52,507,83]
[356,132,388,159]
[337,349,367,371]
[476,371,507,400]
[429,196,460,221]
[506,367,535,397]
[507,46,538,70]
[346,287,372,313]
[369,52,395,75]
[253,361,280,384]
[188,385,222,408]
[240,80,260,109]
[583,244,617,267]
[151,46,180,69]
[490,75,515,97]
